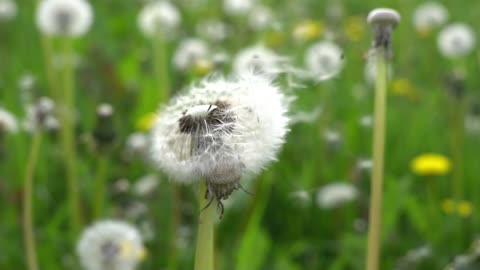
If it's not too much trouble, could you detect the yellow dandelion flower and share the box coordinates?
[192,59,213,76]
[344,16,365,41]
[411,153,451,176]
[417,27,433,38]
[391,79,419,101]
[442,199,456,215]
[136,112,157,131]
[292,20,324,42]
[457,201,473,218]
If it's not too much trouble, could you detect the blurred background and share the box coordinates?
[1,0,480,269]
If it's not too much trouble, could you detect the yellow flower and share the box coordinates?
[136,112,157,131]
[391,79,419,101]
[411,153,451,176]
[417,27,433,38]
[442,199,456,214]
[344,16,365,41]
[292,20,324,42]
[192,59,213,76]
[457,201,473,218]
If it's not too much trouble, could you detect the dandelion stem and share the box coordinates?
[59,38,82,235]
[194,182,215,270]
[366,48,388,270]
[152,33,170,106]
[39,35,59,99]
[22,130,42,270]
[94,155,108,219]
[450,98,465,201]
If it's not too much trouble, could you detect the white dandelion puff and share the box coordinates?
[0,0,17,21]
[437,23,476,59]
[316,182,358,209]
[133,174,160,197]
[305,41,344,81]
[77,220,146,270]
[412,2,448,33]
[151,71,290,211]
[233,46,287,76]
[173,38,210,72]
[223,0,255,16]
[196,19,229,42]
[248,5,273,31]
[0,107,18,134]
[138,1,180,38]
[36,0,93,37]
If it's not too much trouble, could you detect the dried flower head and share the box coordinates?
[412,2,448,34]
[438,23,476,59]
[0,0,17,21]
[36,0,93,37]
[305,41,344,81]
[367,8,401,55]
[151,71,290,214]
[138,1,180,38]
[77,220,146,270]
[233,46,286,76]
[173,38,210,72]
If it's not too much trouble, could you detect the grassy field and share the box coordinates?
[1,0,480,269]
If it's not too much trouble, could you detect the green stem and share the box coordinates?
[153,33,170,106]
[450,98,465,201]
[94,155,108,219]
[194,183,215,270]
[366,48,387,270]
[59,38,82,235]
[40,35,59,99]
[22,131,42,270]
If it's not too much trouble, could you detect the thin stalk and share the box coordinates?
[40,35,59,99]
[59,38,82,235]
[450,98,465,201]
[194,183,215,270]
[94,155,108,219]
[152,33,170,107]
[22,130,42,270]
[366,48,387,270]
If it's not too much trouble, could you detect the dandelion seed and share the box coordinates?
[151,71,290,212]
[0,107,18,134]
[36,0,93,37]
[233,45,287,76]
[138,1,180,38]
[173,38,210,72]
[438,23,476,59]
[413,2,448,36]
[0,0,17,21]
[77,220,146,270]
[316,182,358,209]
[410,153,451,176]
[305,41,344,81]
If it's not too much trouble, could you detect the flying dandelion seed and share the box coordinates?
[77,220,146,270]
[36,0,93,37]
[151,71,290,215]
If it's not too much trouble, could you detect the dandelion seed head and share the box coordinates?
[77,220,145,270]
[173,38,210,72]
[151,71,290,203]
[248,5,273,31]
[36,0,93,37]
[305,41,344,81]
[0,0,17,21]
[233,46,287,76]
[133,174,159,197]
[438,23,476,59]
[0,107,18,134]
[223,0,255,16]
[138,1,180,38]
[413,2,448,34]
[316,182,358,209]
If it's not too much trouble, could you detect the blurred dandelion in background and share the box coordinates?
[411,153,451,176]
[77,220,146,270]
[412,2,448,36]
[36,0,93,37]
[0,0,16,21]
[437,23,476,59]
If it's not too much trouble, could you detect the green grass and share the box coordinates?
[1,0,480,269]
